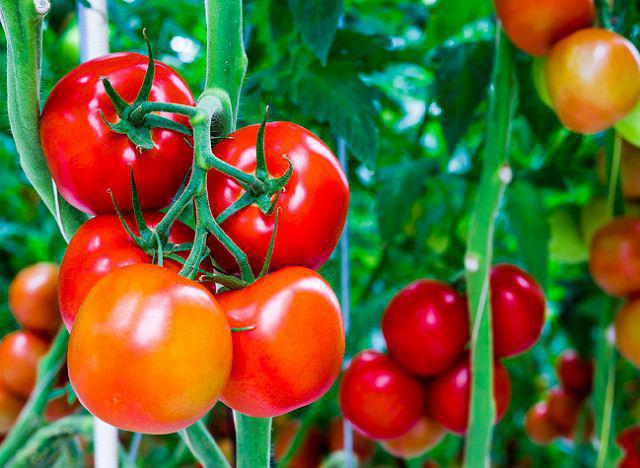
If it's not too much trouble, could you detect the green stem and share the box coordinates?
[463,29,516,468]
[0,0,85,241]
[233,413,272,468]
[179,421,230,468]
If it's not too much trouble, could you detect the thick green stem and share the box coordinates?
[233,413,272,468]
[0,0,85,241]
[179,421,230,468]
[463,30,516,468]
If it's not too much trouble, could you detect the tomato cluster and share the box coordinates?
[496,0,640,136]
[524,350,594,445]
[339,264,545,457]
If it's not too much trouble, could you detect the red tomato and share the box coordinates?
[546,29,640,134]
[40,53,194,215]
[589,218,640,297]
[615,299,640,367]
[0,331,50,398]
[494,0,595,56]
[328,418,375,464]
[339,350,425,440]
[206,122,349,274]
[382,280,469,376]
[273,419,325,468]
[8,263,61,336]
[424,355,511,434]
[58,213,205,330]
[68,264,232,434]
[219,267,344,417]
[491,264,546,358]
[0,382,24,434]
[546,387,582,435]
[381,416,445,459]
[524,402,561,445]
[556,350,594,399]
[618,426,640,465]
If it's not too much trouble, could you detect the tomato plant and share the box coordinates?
[525,402,561,446]
[546,387,583,436]
[614,299,640,367]
[556,350,594,399]
[380,416,445,459]
[0,331,50,399]
[273,419,325,468]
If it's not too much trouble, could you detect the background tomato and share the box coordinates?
[424,355,511,434]
[58,212,203,330]
[219,267,344,418]
[525,402,561,446]
[0,382,24,434]
[615,299,640,367]
[382,279,469,376]
[494,0,595,56]
[8,263,61,336]
[556,350,593,399]
[0,330,50,398]
[328,418,375,464]
[381,416,445,459]
[545,28,640,134]
[68,264,232,434]
[491,264,546,358]
[339,350,425,440]
[546,388,582,436]
[40,53,195,215]
[206,122,349,274]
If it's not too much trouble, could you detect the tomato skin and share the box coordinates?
[0,331,50,398]
[617,426,640,464]
[381,416,444,459]
[8,263,61,336]
[589,218,640,297]
[524,402,561,445]
[58,213,201,330]
[494,0,595,56]
[206,122,349,274]
[40,53,194,215]
[556,350,593,399]
[546,29,640,135]
[382,280,469,376]
[68,264,232,434]
[615,299,640,367]
[218,267,344,418]
[424,355,511,434]
[339,350,425,440]
[491,264,546,358]
[328,418,375,464]
[0,382,24,434]
[546,388,582,435]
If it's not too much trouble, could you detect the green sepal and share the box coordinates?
[254,107,269,180]
[258,208,280,278]
[129,168,154,243]
[108,189,148,251]
[132,30,156,109]
[231,326,256,332]
[100,110,156,150]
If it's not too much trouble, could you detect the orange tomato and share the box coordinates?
[0,331,50,398]
[524,402,561,445]
[381,416,445,459]
[615,299,640,367]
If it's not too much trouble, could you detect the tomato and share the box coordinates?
[206,122,349,274]
[424,355,511,434]
[556,350,593,399]
[218,267,344,418]
[273,419,325,468]
[8,263,61,336]
[494,0,595,56]
[339,350,425,440]
[40,53,194,215]
[0,382,24,434]
[589,218,640,297]
[0,331,50,398]
[491,264,546,358]
[615,299,640,367]
[545,29,640,134]
[68,264,232,434]
[524,402,561,445]
[328,418,375,464]
[381,416,444,459]
[618,426,640,463]
[58,212,204,330]
[546,387,583,436]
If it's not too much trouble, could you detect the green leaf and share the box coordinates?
[288,0,343,64]
[426,0,492,47]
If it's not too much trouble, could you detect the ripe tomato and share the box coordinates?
[328,418,375,464]
[424,355,511,434]
[618,426,640,463]
[40,53,194,215]
[218,267,344,417]
[68,264,232,434]
[206,122,349,274]
[494,0,595,56]
[0,382,24,434]
[381,416,444,459]
[339,350,425,440]
[491,264,546,358]
[589,218,640,297]
[524,402,561,445]
[556,350,593,399]
[382,280,469,376]
[273,419,325,468]
[0,331,50,398]
[58,213,204,330]
[546,387,582,435]
[546,29,640,134]
[615,299,640,367]
[8,263,61,336]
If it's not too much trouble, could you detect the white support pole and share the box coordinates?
[77,2,118,468]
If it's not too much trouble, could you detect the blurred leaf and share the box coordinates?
[426,0,492,46]
[288,0,343,64]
